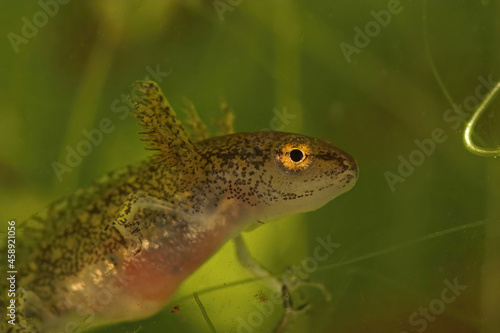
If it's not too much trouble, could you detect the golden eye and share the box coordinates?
[276,141,313,172]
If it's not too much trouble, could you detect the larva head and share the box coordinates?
[197,131,358,225]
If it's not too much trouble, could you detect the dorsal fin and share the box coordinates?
[131,80,198,167]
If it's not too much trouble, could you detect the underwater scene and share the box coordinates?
[0,1,499,332]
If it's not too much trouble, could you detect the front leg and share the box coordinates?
[234,235,297,332]
[106,191,178,259]
[234,235,282,293]
[234,235,330,332]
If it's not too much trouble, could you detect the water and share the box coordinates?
[1,1,499,332]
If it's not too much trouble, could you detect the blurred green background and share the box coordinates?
[1,0,499,332]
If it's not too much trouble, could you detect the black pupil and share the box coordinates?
[289,149,304,162]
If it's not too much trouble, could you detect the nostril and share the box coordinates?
[347,154,359,178]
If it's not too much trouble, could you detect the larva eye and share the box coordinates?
[289,149,305,163]
[276,141,313,172]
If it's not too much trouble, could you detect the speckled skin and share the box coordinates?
[1,81,358,333]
